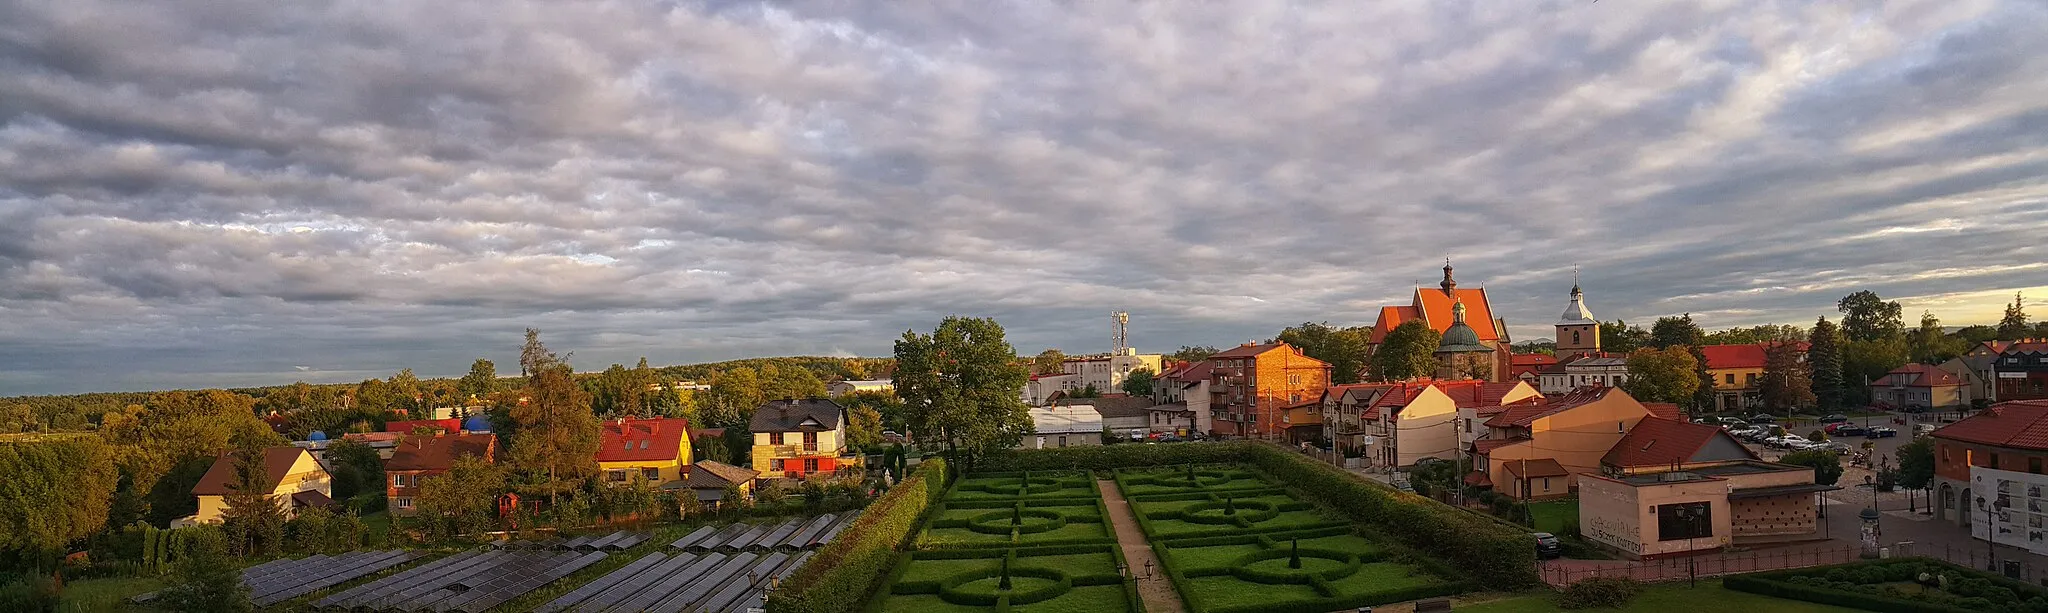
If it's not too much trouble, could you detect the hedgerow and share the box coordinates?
[766,457,949,613]
[1724,558,2048,613]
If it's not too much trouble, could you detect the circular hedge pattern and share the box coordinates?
[968,476,1069,496]
[1127,469,1238,488]
[1179,500,1278,525]
[937,566,1073,605]
[965,508,1069,535]
[1230,549,1361,584]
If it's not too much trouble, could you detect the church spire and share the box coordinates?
[1440,258,1457,295]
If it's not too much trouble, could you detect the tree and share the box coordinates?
[1649,314,1705,349]
[98,390,277,527]
[701,367,764,429]
[1510,340,1556,356]
[1896,437,1935,490]
[1032,349,1069,376]
[158,528,252,613]
[759,364,827,401]
[519,327,563,377]
[459,359,497,400]
[387,369,424,419]
[1759,342,1816,411]
[1277,322,1374,384]
[839,389,909,433]
[1999,292,2031,341]
[1688,346,1718,413]
[1952,324,2000,345]
[1837,291,1905,343]
[507,332,600,505]
[220,435,287,557]
[1704,324,1809,345]
[1121,367,1156,397]
[326,437,385,503]
[589,363,645,417]
[1779,449,1844,486]
[0,435,118,565]
[844,400,883,452]
[1843,336,1909,403]
[1599,320,1650,354]
[1909,311,1965,364]
[1808,317,1846,409]
[1370,321,1440,381]
[413,456,504,540]
[893,316,1033,472]
[1622,347,1701,404]
[1167,345,1220,364]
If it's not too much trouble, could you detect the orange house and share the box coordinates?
[1206,342,1331,439]
[1470,387,1668,496]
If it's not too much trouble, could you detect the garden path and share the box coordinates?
[1099,478,1188,613]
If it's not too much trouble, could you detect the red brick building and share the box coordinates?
[1207,342,1331,439]
[1368,262,1513,382]
[385,432,497,515]
[1930,400,2048,527]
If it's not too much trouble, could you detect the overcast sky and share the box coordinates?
[3,1,2047,396]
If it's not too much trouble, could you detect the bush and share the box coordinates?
[1725,558,2048,613]
[1558,577,1642,609]
[766,457,949,613]
[0,576,60,613]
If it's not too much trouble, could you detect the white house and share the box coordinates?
[827,379,894,397]
[1026,405,1104,449]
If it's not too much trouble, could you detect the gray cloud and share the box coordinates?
[2,0,2047,394]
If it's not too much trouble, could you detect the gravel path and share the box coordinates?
[1099,479,1187,613]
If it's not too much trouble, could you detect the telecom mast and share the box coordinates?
[1112,311,1129,355]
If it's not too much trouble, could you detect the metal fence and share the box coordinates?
[1540,544,1865,587]
[1893,540,2048,586]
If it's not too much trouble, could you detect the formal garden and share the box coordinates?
[1119,465,1470,613]
[870,469,1140,612]
[1726,558,2048,612]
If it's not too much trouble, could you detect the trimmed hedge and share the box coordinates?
[767,457,950,613]
[1724,558,2048,613]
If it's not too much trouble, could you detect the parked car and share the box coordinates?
[1902,404,1929,414]
[1766,435,1810,449]
[1866,427,1899,439]
[1748,414,1779,423]
[1821,414,1850,423]
[1534,532,1562,559]
[1914,424,1936,437]
[1826,441,1854,454]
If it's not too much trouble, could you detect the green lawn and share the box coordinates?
[1178,562,1450,611]
[1457,579,1864,613]
[58,576,163,612]
[360,510,393,546]
[1527,500,1576,534]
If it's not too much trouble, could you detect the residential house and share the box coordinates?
[1929,400,2048,528]
[1319,379,1538,470]
[1941,340,2010,405]
[1207,342,1331,438]
[1469,387,1672,496]
[1509,354,1558,386]
[1163,361,1214,435]
[596,416,693,486]
[675,460,758,509]
[1869,364,1966,410]
[826,380,894,397]
[1700,342,1810,412]
[1535,354,1630,395]
[385,432,496,516]
[749,398,847,480]
[184,446,333,526]
[1022,373,1082,406]
[1442,380,1543,449]
[1368,262,1513,382]
[1995,341,2048,402]
[1062,350,1165,397]
[1026,404,1103,449]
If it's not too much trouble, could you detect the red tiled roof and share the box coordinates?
[2004,341,2048,354]
[1174,361,1215,384]
[388,432,496,472]
[597,417,690,463]
[1369,306,1421,344]
[192,447,314,496]
[1700,342,1811,370]
[1504,458,1569,478]
[385,419,462,433]
[1873,363,1964,388]
[1642,402,1683,421]
[1932,400,2048,451]
[1602,417,1754,468]
[1512,354,1559,367]
[1210,343,1287,358]
[1473,437,1529,455]
[1981,340,2013,355]
[1463,471,1493,486]
[1438,380,1533,409]
[1484,387,1617,429]
[1368,288,1503,344]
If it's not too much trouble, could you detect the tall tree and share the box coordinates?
[507,332,599,505]
[1622,347,1701,404]
[1842,336,1909,404]
[1999,292,2031,341]
[220,436,286,557]
[1649,314,1705,349]
[839,390,909,432]
[325,437,385,503]
[1808,317,1847,409]
[1032,349,1069,376]
[1896,437,1935,490]
[893,316,1032,472]
[1909,311,1965,364]
[1837,290,1905,343]
[1121,367,1156,396]
[1277,322,1373,384]
[388,369,424,418]
[0,435,118,564]
[1599,320,1649,354]
[760,364,827,401]
[701,367,764,429]
[844,400,883,453]
[1167,345,1220,364]
[518,327,562,377]
[1759,342,1817,411]
[459,359,497,400]
[1369,321,1441,381]
[1689,346,1718,413]
[413,456,504,540]
[97,390,277,524]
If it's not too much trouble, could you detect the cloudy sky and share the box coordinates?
[3,1,2047,395]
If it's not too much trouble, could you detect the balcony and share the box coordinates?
[761,443,824,457]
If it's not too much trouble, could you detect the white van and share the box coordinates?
[1914,424,1936,437]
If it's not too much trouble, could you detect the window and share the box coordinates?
[1725,374,1736,385]
[803,431,819,451]
[391,474,404,488]
[1745,373,1757,386]
[771,459,785,471]
[639,440,649,449]
[1541,477,1550,490]
[1058,435,1068,447]
[608,469,628,483]
[771,432,785,445]
[2034,458,2045,475]
[1991,453,2002,469]
[803,458,819,473]
[1942,444,1949,462]
[1572,331,1581,344]
[642,467,660,480]
[395,497,414,509]
[1656,503,1714,541]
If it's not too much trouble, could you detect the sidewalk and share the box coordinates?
[1098,479,1186,613]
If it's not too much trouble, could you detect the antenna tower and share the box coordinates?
[1112,311,1129,355]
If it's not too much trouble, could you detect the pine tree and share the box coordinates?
[2000,292,2031,341]
[219,438,286,557]
[1760,343,1816,411]
[1808,317,1846,409]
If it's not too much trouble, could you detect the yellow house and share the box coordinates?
[187,446,333,525]
[1473,387,1665,497]
[750,399,847,479]
[1700,342,1809,412]
[596,417,693,486]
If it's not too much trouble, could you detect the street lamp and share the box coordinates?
[1977,495,2006,571]
[1674,503,1708,587]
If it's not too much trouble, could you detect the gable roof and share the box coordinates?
[192,447,316,496]
[386,432,496,472]
[1210,343,1287,359]
[1437,381,1536,409]
[1369,288,1503,344]
[749,399,845,433]
[1473,437,1529,455]
[1602,417,1756,468]
[1484,386,1628,429]
[1700,342,1811,370]
[1511,354,1558,367]
[1641,402,1683,421]
[1874,363,1964,388]
[1931,400,2048,451]
[1504,458,1569,478]
[2002,341,2048,355]
[597,417,691,463]
[1174,361,1215,384]
[688,460,760,489]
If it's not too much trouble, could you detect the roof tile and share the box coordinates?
[1933,400,2048,450]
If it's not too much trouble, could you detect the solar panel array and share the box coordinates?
[535,549,811,613]
[665,512,861,554]
[310,548,607,612]
[129,549,419,606]
[491,530,651,551]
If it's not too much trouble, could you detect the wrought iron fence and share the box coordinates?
[1540,544,1864,587]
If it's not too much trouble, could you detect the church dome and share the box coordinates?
[1437,301,1491,353]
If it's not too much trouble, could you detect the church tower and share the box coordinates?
[1556,271,1600,360]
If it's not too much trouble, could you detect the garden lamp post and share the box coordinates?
[1674,503,1707,587]
[1859,475,1880,554]
[1977,495,2005,571]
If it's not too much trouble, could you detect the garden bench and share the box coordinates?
[1414,597,1454,612]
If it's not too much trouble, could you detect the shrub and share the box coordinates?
[0,576,59,613]
[766,457,949,613]
[1558,577,1642,609]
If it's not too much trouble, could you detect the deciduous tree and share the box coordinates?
[1909,311,1965,364]
[1622,347,1701,404]
[1121,367,1156,396]
[1599,320,1649,354]
[1032,349,1069,376]
[894,316,1032,472]
[1277,322,1374,384]
[1760,342,1816,411]
[844,401,883,452]
[1649,314,1705,349]
[1779,449,1844,486]
[0,435,118,564]
[413,456,504,540]
[326,438,385,503]
[1168,346,1220,364]
[1896,437,1935,490]
[1838,291,1905,343]
[1370,321,1441,381]
[507,332,599,505]
[459,359,497,400]
[220,436,287,557]
[701,367,764,429]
